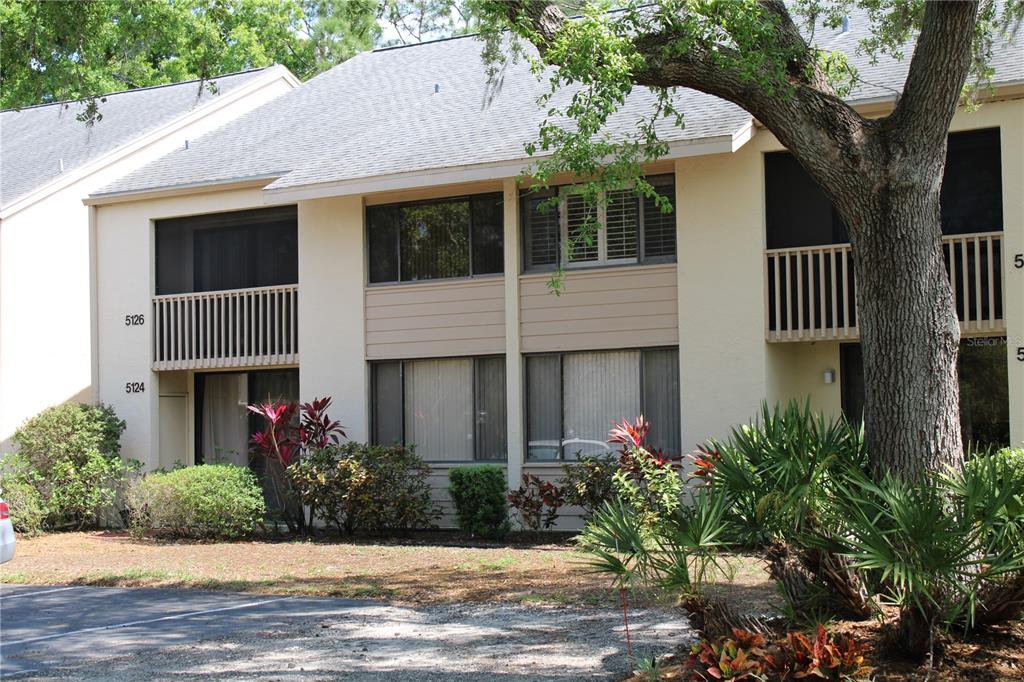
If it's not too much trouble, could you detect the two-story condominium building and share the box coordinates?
[87,23,1023,525]
[0,66,298,450]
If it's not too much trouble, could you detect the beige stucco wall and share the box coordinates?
[766,341,844,419]
[0,71,294,451]
[297,196,368,441]
[95,188,274,469]
[675,142,771,450]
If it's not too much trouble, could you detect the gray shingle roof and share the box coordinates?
[0,68,274,208]
[94,12,1024,199]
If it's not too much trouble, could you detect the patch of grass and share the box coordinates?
[0,570,32,583]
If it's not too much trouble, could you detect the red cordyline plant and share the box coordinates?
[248,396,345,532]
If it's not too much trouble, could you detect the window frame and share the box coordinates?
[365,192,505,286]
[521,174,677,273]
[369,354,508,463]
[523,346,681,462]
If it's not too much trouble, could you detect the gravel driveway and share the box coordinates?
[1,585,693,680]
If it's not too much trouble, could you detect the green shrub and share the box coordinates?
[448,465,510,540]
[0,475,45,535]
[507,473,565,531]
[14,402,125,466]
[2,449,132,529]
[126,464,265,539]
[10,403,129,529]
[559,453,618,519]
[288,442,437,535]
[699,399,866,546]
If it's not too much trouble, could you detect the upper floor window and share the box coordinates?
[366,193,504,284]
[155,206,297,295]
[521,174,676,271]
[765,128,1002,249]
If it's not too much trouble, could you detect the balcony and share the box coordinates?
[152,284,298,370]
[765,232,1005,342]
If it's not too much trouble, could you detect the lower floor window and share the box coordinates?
[840,337,1010,450]
[371,356,507,462]
[526,348,680,461]
[195,368,299,466]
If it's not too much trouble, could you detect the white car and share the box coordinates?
[0,498,15,564]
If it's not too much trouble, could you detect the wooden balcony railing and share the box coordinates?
[765,232,1004,342]
[152,284,298,370]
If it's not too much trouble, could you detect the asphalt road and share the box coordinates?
[0,585,691,680]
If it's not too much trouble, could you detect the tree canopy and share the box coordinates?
[0,0,465,112]
[472,0,1022,478]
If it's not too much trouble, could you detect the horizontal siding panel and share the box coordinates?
[366,278,504,306]
[519,264,675,296]
[521,298,675,322]
[522,328,678,353]
[521,285,678,310]
[367,324,505,345]
[521,264,678,354]
[367,310,505,332]
[365,279,505,358]
[366,338,506,360]
[367,297,503,319]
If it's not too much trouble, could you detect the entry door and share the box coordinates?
[158,395,188,469]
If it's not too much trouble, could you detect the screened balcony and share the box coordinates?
[151,206,298,370]
[763,128,1005,343]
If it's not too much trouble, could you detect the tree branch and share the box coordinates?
[886,0,979,153]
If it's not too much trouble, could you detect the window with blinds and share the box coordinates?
[367,193,503,284]
[525,348,681,461]
[370,356,507,462]
[520,175,675,271]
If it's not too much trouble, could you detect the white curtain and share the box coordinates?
[202,373,250,466]
[563,351,641,458]
[404,358,474,461]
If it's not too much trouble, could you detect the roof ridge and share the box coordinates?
[1,66,276,114]
[372,32,480,52]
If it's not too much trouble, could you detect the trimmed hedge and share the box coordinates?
[126,465,265,539]
[448,465,510,541]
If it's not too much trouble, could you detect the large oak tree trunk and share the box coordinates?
[841,165,964,479]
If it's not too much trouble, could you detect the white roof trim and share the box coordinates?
[2,65,299,220]
[262,123,757,203]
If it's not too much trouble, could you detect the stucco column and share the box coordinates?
[298,196,368,441]
[1001,107,1024,446]
[94,204,159,469]
[675,145,772,449]
[503,179,524,488]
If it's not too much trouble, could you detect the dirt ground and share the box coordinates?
[0,531,772,608]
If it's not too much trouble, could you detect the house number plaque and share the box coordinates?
[125,313,145,326]
[125,381,146,394]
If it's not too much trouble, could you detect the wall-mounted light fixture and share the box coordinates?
[823,368,836,385]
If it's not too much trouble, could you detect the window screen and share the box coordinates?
[367,193,504,284]
[605,190,639,260]
[156,206,297,295]
[643,179,676,259]
[526,348,681,460]
[522,194,560,269]
[525,355,562,461]
[474,356,507,460]
[371,361,403,446]
[404,359,474,460]
[565,194,600,263]
[370,356,507,461]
